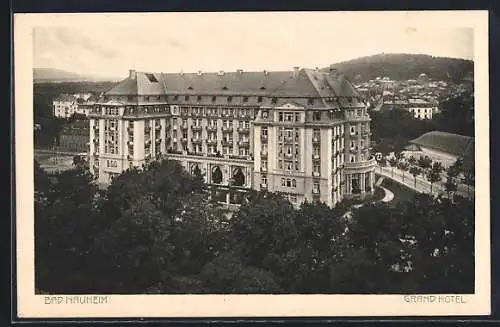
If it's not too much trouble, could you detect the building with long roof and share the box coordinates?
[88,65,377,208]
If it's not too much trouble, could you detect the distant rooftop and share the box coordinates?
[409,131,474,158]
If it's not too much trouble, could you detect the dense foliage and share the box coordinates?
[35,158,475,294]
[327,53,473,82]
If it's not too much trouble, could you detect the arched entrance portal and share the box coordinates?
[212,166,223,184]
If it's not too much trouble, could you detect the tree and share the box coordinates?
[409,166,422,189]
[398,161,410,183]
[388,157,398,178]
[408,156,417,166]
[229,191,298,289]
[462,166,475,197]
[426,162,443,194]
[418,155,432,171]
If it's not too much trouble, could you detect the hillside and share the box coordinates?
[325,53,474,82]
[34,68,120,83]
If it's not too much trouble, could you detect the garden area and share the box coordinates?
[379,176,417,207]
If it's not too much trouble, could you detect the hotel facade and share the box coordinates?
[88,66,376,208]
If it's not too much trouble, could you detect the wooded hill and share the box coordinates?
[325,53,474,82]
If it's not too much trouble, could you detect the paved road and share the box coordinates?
[377,165,474,199]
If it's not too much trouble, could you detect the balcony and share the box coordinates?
[93,138,99,144]
[285,153,293,159]
[155,137,161,144]
[145,139,152,145]
[181,124,188,130]
[343,157,377,172]
[261,166,267,172]
[127,155,133,160]
[313,171,320,178]
[260,151,268,158]
[312,154,320,160]
[284,137,294,144]
[93,152,99,157]
[222,139,233,146]
[207,125,218,132]
[191,125,202,131]
[261,134,268,142]
[192,138,202,144]
[172,125,178,130]
[312,137,321,143]
[207,139,218,145]
[222,126,233,133]
[155,124,161,130]
[127,127,133,133]
[312,188,320,195]
[238,127,250,133]
[127,140,134,146]
[238,140,250,148]
[181,137,188,143]
[260,183,268,190]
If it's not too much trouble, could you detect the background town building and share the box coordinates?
[88,66,377,208]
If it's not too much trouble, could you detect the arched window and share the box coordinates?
[292,179,296,187]
[232,168,245,186]
[212,166,223,184]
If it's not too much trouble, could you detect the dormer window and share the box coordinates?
[257,96,263,102]
[271,97,278,104]
[197,95,202,101]
[173,95,178,101]
[243,96,249,102]
[212,96,216,102]
[227,96,232,103]
[145,73,158,83]
[184,96,190,101]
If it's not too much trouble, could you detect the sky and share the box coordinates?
[31,12,475,79]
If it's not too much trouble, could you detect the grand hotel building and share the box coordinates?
[88,66,376,208]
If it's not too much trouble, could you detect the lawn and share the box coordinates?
[379,176,417,207]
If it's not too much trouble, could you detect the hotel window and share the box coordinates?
[227,96,233,103]
[278,130,283,141]
[351,141,355,150]
[350,155,356,163]
[272,97,278,104]
[261,127,268,138]
[313,111,321,121]
[262,174,267,185]
[279,112,283,122]
[281,178,286,187]
[262,110,268,118]
[313,182,320,194]
[286,161,292,171]
[173,95,178,101]
[279,160,283,169]
[313,164,320,174]
[208,145,216,154]
[350,125,356,135]
[360,154,365,161]
[285,113,293,122]
[279,145,283,155]
[313,147,320,156]
[292,179,297,187]
[313,129,320,141]
[258,96,263,103]
[295,129,299,141]
[182,132,188,139]
[286,179,292,187]
[262,159,267,168]
[295,160,300,171]
[295,113,300,121]
[285,129,293,140]
[243,96,249,102]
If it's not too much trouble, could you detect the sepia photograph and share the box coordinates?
[14,11,490,318]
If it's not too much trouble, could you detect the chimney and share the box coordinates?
[218,70,225,76]
[293,66,300,77]
[129,69,137,79]
[197,70,203,76]
[236,69,243,74]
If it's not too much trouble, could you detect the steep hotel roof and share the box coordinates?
[103,68,361,99]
